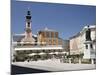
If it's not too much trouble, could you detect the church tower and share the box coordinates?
[26,10,32,33]
[25,10,32,38]
[21,10,35,45]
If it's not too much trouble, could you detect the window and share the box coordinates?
[86,44,88,49]
[51,32,54,38]
[53,40,56,45]
[27,22,30,27]
[30,50,32,53]
[42,32,45,37]
[90,44,93,48]
[55,32,58,38]
[49,40,52,45]
[46,32,50,37]
[43,50,45,52]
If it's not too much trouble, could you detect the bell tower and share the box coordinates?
[26,10,32,33]
[21,10,35,44]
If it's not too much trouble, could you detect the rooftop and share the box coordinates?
[39,27,57,32]
[69,25,96,39]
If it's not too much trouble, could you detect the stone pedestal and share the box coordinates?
[91,59,94,64]
[83,41,95,59]
[83,41,95,64]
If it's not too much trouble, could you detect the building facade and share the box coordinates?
[12,10,68,62]
[69,25,96,63]
[12,10,95,64]
[37,27,62,46]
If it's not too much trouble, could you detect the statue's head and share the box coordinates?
[87,25,89,29]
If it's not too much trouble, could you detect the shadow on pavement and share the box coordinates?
[11,64,51,75]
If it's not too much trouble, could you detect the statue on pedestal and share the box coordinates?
[85,26,91,41]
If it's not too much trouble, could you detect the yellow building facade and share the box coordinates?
[37,28,62,46]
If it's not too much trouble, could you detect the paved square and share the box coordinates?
[13,59,96,71]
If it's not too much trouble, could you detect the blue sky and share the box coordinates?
[11,0,96,40]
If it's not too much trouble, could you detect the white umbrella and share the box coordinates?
[61,51,67,54]
[39,52,45,55]
[49,52,55,54]
[29,53,36,56]
[54,52,59,54]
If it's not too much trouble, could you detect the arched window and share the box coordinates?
[27,22,30,27]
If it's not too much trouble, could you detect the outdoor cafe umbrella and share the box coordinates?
[54,52,59,54]
[61,52,69,56]
[38,52,46,55]
[29,53,37,56]
[49,52,59,55]
[61,51,67,54]
[49,52,55,55]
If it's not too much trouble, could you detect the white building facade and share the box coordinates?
[69,25,96,64]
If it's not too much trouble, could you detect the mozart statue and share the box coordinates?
[85,25,91,41]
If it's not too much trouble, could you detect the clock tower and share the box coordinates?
[26,10,32,33]
[21,10,35,45]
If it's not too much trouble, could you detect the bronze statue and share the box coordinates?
[85,26,91,41]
